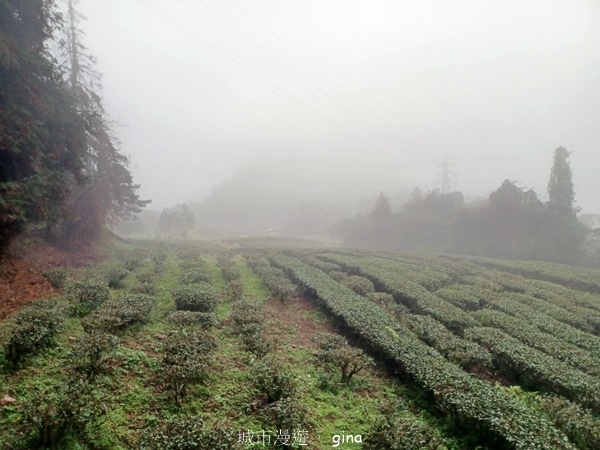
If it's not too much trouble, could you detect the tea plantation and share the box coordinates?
[1,241,600,449]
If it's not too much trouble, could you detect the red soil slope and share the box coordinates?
[0,237,104,321]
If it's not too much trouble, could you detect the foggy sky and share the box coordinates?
[76,0,600,213]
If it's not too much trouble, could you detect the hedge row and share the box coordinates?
[272,255,574,450]
[483,295,600,359]
[245,255,296,302]
[320,253,477,333]
[402,313,493,370]
[466,326,600,413]
[472,309,600,377]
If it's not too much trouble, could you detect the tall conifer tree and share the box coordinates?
[55,0,150,243]
[547,146,577,216]
[0,0,86,252]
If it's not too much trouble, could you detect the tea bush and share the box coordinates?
[250,359,297,403]
[68,332,120,380]
[242,330,273,360]
[161,330,217,406]
[261,397,308,436]
[328,270,348,282]
[343,275,375,296]
[82,294,153,333]
[151,250,167,273]
[65,280,110,316]
[231,299,263,334]
[179,257,206,271]
[363,400,448,450]
[367,292,395,306]
[140,416,242,450]
[136,273,156,284]
[131,282,158,295]
[231,299,273,358]
[3,299,65,365]
[227,279,244,301]
[42,270,67,288]
[122,252,145,271]
[172,285,218,313]
[313,332,374,383]
[179,268,213,285]
[166,311,217,329]
[217,253,241,283]
[538,395,600,450]
[20,378,106,448]
[245,256,296,303]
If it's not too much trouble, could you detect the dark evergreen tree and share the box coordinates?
[0,0,86,252]
[547,146,577,216]
[543,147,586,263]
[53,0,150,243]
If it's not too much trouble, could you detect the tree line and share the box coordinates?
[0,0,148,254]
[335,147,590,265]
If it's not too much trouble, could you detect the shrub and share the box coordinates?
[231,300,263,334]
[65,280,110,316]
[221,266,240,283]
[363,400,448,450]
[313,332,374,383]
[140,416,242,450]
[367,292,395,306]
[132,282,158,295]
[136,272,156,284]
[301,256,340,272]
[250,359,296,403]
[179,268,213,285]
[82,294,153,333]
[106,266,129,289]
[262,397,308,434]
[227,280,244,301]
[272,280,296,303]
[3,299,65,365]
[122,253,144,271]
[343,275,375,296]
[245,256,296,303]
[166,311,217,329]
[328,270,348,282]
[537,394,600,450]
[172,285,218,312]
[231,299,273,358]
[217,253,241,283]
[242,330,274,360]
[20,378,106,448]
[161,330,217,406]
[151,251,167,273]
[179,258,205,271]
[68,332,120,380]
[42,270,67,288]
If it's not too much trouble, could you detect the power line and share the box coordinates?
[230,0,399,136]
[134,0,362,139]
[202,0,396,138]
[254,0,438,158]
[178,0,388,138]
[95,12,334,145]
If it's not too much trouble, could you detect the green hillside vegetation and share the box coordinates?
[2,241,600,449]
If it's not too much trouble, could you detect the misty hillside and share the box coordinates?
[189,158,411,235]
[2,1,600,449]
